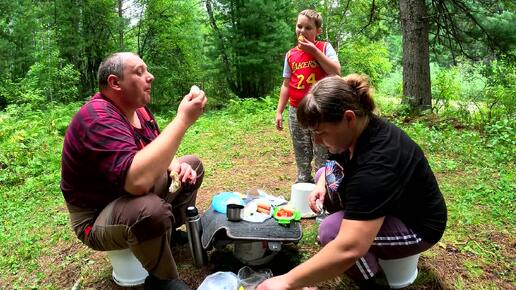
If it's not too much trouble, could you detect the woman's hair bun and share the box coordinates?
[342,74,374,114]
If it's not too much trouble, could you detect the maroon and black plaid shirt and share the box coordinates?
[61,93,159,210]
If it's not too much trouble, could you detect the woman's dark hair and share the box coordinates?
[297,74,375,129]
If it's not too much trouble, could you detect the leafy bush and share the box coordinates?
[339,37,392,85]
[0,103,77,186]
[483,117,515,162]
[0,79,45,105]
[0,50,80,106]
[480,57,515,121]
[224,94,277,116]
[431,65,461,114]
[25,58,80,103]
[377,70,403,99]
[424,58,515,131]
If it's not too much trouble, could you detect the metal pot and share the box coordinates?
[226,204,244,221]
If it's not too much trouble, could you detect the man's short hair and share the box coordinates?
[97,52,137,90]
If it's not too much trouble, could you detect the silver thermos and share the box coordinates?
[185,206,207,266]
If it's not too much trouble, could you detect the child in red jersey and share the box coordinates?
[275,9,341,183]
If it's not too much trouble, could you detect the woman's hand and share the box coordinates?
[256,275,292,290]
[309,182,326,214]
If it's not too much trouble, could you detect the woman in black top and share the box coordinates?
[257,75,447,290]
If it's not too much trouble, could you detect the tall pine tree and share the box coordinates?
[206,0,292,99]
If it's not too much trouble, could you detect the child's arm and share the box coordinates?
[275,78,290,131]
[298,40,341,75]
[313,47,340,75]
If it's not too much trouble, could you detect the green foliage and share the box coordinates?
[206,0,292,99]
[484,118,516,159]
[0,103,74,186]
[420,56,515,130]
[480,57,516,120]
[339,37,392,85]
[0,79,45,106]
[0,103,77,286]
[377,70,403,99]
[136,0,206,111]
[0,48,80,106]
[223,95,277,116]
[431,65,461,114]
[0,0,39,80]
[25,34,81,103]
[54,0,120,98]
[385,34,403,68]
[428,0,516,62]
[482,10,516,52]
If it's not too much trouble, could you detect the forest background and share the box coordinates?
[0,0,514,289]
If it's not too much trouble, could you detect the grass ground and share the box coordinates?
[0,97,514,289]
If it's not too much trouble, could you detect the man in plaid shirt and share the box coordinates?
[61,52,206,290]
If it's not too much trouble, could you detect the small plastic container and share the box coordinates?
[378,254,420,289]
[237,266,273,288]
[315,212,327,224]
[315,200,327,224]
[106,249,148,286]
[273,206,301,225]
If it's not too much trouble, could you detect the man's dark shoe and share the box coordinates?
[170,229,189,246]
[144,273,191,290]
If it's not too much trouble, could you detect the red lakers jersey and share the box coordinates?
[287,41,328,107]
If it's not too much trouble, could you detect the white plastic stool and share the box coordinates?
[106,249,148,287]
[378,254,420,289]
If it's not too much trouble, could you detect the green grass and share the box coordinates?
[0,96,514,289]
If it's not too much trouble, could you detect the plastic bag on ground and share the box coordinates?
[237,266,273,290]
[197,271,238,290]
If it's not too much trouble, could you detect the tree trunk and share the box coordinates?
[399,0,432,113]
[118,0,124,50]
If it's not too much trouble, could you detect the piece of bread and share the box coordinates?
[169,171,181,193]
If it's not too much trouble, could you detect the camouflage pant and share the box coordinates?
[288,106,328,183]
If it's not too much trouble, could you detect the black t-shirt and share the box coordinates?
[331,117,447,244]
